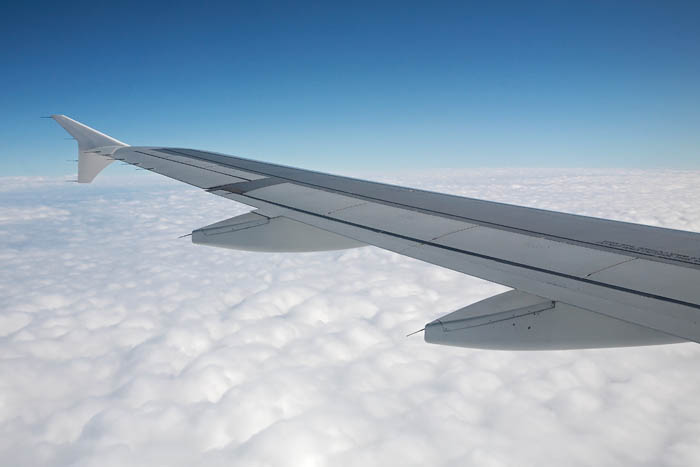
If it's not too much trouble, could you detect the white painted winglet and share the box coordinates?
[52,115,129,183]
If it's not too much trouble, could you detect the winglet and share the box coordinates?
[51,115,129,183]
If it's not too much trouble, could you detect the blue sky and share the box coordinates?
[2,1,699,175]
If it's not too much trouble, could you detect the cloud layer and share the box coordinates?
[1,169,700,467]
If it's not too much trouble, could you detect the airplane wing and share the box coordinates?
[51,115,700,350]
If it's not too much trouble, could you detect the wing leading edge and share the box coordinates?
[51,115,700,350]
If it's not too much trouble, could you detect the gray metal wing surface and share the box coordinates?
[52,115,700,350]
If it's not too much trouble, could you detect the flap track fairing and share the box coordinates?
[192,211,365,252]
[425,290,684,350]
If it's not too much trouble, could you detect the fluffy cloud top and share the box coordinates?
[1,169,700,467]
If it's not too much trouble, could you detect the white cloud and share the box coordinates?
[1,168,699,467]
